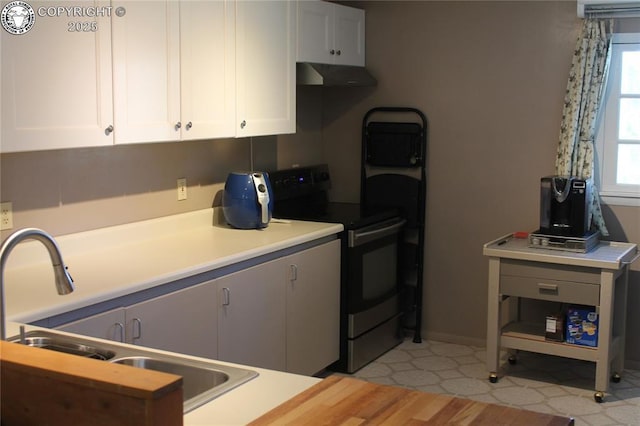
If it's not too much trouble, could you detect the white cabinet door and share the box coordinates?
[217,259,286,370]
[333,4,365,66]
[111,1,181,144]
[112,0,235,144]
[296,1,364,67]
[296,0,333,64]
[126,280,218,359]
[1,0,113,152]
[286,240,340,375]
[57,308,126,342]
[179,0,236,140]
[236,0,296,137]
[57,280,218,359]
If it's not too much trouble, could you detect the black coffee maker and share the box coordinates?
[539,176,592,237]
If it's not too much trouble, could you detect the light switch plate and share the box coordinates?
[177,178,187,201]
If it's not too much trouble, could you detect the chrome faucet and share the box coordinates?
[0,228,74,340]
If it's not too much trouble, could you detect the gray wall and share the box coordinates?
[322,0,640,366]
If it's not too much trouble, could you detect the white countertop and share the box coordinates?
[2,209,341,424]
[3,208,343,323]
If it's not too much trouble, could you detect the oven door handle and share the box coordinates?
[348,218,407,247]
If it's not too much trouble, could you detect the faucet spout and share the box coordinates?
[0,228,74,340]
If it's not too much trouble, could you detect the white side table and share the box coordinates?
[483,234,638,402]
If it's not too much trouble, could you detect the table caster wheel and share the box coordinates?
[611,373,621,383]
[508,356,517,365]
[594,391,604,403]
[489,373,498,383]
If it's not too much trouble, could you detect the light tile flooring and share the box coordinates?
[334,339,640,425]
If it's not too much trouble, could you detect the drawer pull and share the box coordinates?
[538,283,558,294]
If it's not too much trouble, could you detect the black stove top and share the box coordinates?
[275,200,399,230]
[315,202,399,229]
[269,165,400,230]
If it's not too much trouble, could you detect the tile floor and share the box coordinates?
[334,338,640,425]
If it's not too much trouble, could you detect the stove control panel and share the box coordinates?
[270,164,332,201]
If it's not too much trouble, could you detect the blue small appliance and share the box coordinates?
[222,172,273,229]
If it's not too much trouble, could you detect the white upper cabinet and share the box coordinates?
[1,0,291,152]
[180,1,236,140]
[111,1,181,144]
[235,0,296,137]
[111,0,236,144]
[1,0,114,153]
[297,0,365,67]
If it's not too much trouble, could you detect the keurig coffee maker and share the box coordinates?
[539,176,592,237]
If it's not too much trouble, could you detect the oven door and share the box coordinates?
[346,217,406,315]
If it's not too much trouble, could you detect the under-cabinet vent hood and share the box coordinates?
[297,63,377,87]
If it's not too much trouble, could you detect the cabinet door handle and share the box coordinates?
[330,49,335,55]
[336,49,341,56]
[105,125,114,136]
[185,121,193,130]
[538,283,558,294]
[222,287,231,306]
[290,264,298,282]
[175,121,182,131]
[240,120,246,129]
[132,317,142,340]
[114,322,125,342]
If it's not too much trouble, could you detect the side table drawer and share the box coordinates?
[501,276,600,306]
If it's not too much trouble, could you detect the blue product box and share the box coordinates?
[566,306,598,347]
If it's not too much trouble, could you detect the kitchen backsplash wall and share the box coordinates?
[0,138,248,237]
[0,88,325,239]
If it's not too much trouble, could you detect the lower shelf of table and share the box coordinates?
[500,321,621,363]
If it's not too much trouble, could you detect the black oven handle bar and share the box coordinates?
[348,218,407,248]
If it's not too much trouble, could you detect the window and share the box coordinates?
[596,33,640,206]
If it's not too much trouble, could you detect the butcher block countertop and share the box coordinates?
[250,376,575,426]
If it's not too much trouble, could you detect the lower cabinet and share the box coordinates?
[56,240,340,375]
[216,239,340,374]
[217,258,287,370]
[57,280,218,359]
[57,308,125,342]
[286,241,340,375]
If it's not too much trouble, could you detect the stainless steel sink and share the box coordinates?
[8,333,116,360]
[110,355,249,413]
[8,330,258,413]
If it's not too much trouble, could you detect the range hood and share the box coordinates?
[297,63,377,87]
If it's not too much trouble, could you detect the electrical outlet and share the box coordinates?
[177,178,187,201]
[1,202,13,230]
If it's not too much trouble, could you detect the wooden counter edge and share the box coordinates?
[0,340,183,426]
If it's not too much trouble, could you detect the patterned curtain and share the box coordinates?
[555,19,614,236]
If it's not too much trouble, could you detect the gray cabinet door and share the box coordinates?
[126,279,218,359]
[286,240,341,375]
[217,259,286,370]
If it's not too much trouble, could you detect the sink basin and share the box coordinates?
[8,330,258,413]
[110,356,246,412]
[8,333,116,360]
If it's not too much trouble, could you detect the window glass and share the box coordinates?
[620,51,640,94]
[596,33,640,204]
[618,98,640,140]
[617,144,640,184]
